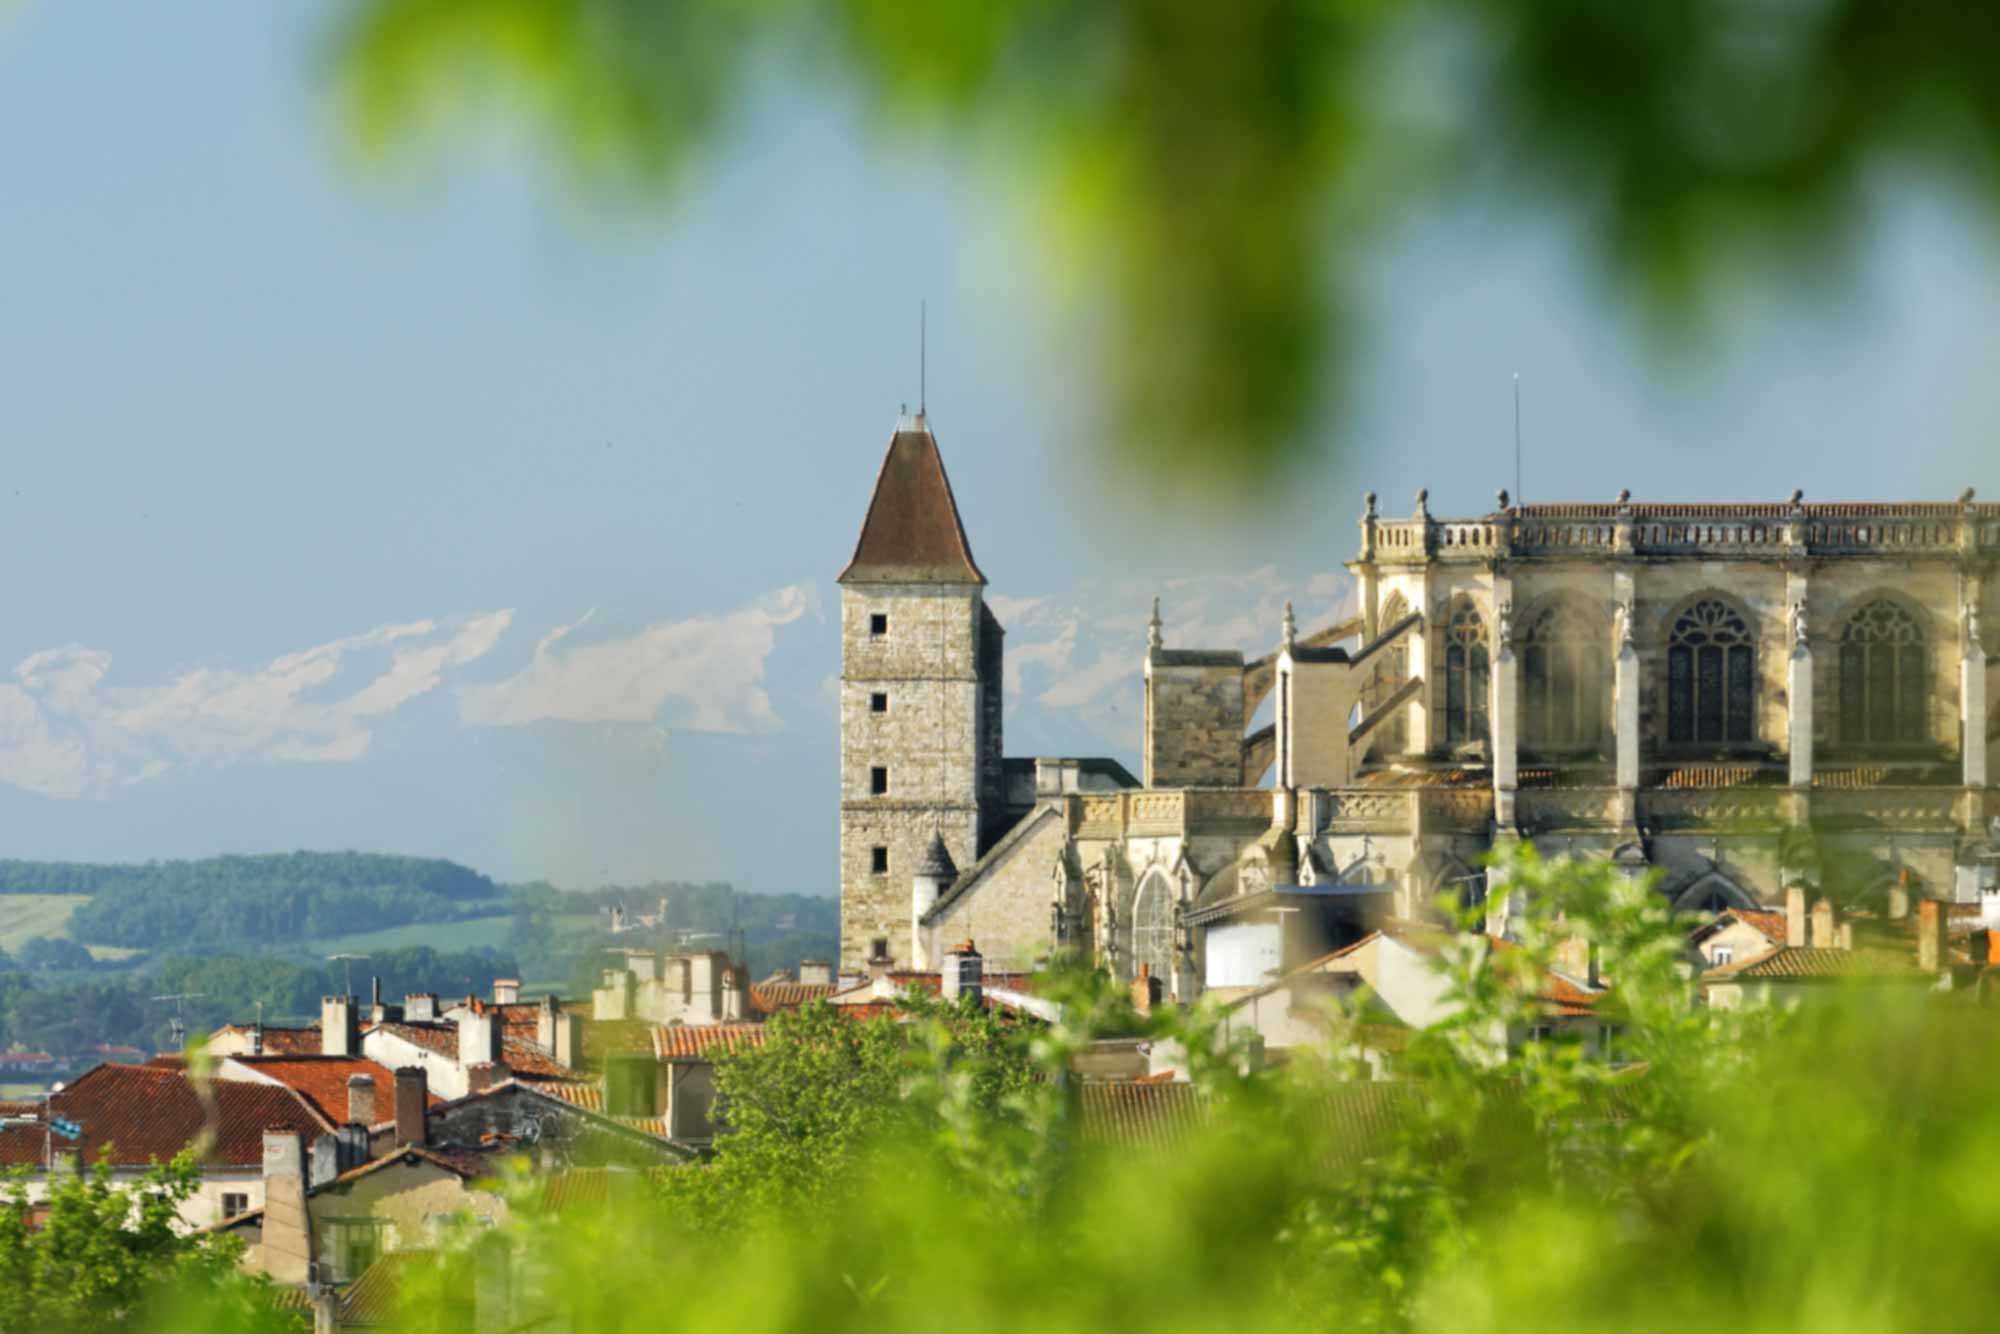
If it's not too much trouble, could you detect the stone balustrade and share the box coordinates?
[1368,503,1999,565]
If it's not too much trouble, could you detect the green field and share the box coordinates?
[301,913,515,958]
[0,894,91,956]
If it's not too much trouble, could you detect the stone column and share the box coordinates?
[1964,582,1988,789]
[1614,570,1640,795]
[1404,573,1433,757]
[1786,570,1814,789]
[1491,573,1518,829]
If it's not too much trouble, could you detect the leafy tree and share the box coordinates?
[329,0,2000,484]
[15,937,95,974]
[0,1153,288,1334]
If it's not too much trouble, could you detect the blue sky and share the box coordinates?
[2,6,1996,893]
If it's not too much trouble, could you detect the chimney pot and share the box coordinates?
[1810,897,1837,949]
[493,979,521,1005]
[346,1072,376,1127]
[393,1067,428,1148]
[320,995,359,1058]
[1785,886,1808,949]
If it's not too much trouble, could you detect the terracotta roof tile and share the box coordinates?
[652,1023,768,1061]
[836,423,986,585]
[0,1062,326,1169]
[220,1056,435,1125]
[211,1024,323,1055]
[749,982,837,1013]
[1706,946,1926,981]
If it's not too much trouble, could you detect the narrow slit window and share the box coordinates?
[870,692,888,713]
[870,766,889,795]
[869,613,888,637]
[870,847,889,874]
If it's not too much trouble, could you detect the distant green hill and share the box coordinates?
[0,852,502,950]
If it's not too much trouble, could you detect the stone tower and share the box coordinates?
[837,413,1004,973]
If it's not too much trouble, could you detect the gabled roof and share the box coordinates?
[0,1061,328,1169]
[218,1055,436,1126]
[836,420,986,586]
[652,1023,768,1061]
[1704,945,1929,982]
[210,1024,323,1055]
[748,982,836,1014]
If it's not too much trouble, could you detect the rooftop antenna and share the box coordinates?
[920,300,927,416]
[326,953,369,996]
[150,992,205,1050]
[1513,373,1522,507]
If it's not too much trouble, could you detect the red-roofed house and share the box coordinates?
[0,1061,330,1229]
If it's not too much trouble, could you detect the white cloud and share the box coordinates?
[457,585,812,733]
[0,613,514,799]
[997,567,1356,756]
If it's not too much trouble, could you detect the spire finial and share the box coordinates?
[1147,597,1163,651]
[920,300,927,417]
[1282,601,1297,652]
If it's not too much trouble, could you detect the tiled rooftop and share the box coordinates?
[652,1023,769,1061]
[220,1055,434,1126]
[0,1062,326,1169]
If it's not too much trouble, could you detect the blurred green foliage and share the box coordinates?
[328,0,2000,486]
[54,844,2000,1332]
[0,1153,289,1334]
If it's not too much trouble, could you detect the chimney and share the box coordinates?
[394,1067,427,1147]
[1918,900,1945,974]
[1987,929,2000,967]
[309,1133,339,1188]
[553,1013,584,1071]
[261,1129,311,1285]
[721,966,743,1021]
[1810,897,1837,949]
[247,1024,263,1057]
[346,1072,376,1127]
[1888,874,1911,920]
[466,1062,508,1095]
[1130,963,1162,1015]
[370,975,386,1023]
[799,960,833,988]
[320,995,359,1058]
[404,993,438,1023]
[493,979,521,1006]
[456,1003,501,1068]
[1838,922,1854,951]
[536,995,558,1052]
[1785,885,1807,949]
[941,941,983,1006]
[689,954,718,1023]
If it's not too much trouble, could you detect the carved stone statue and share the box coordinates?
[1969,603,1984,651]
[1614,602,1634,654]
[1496,596,1514,650]
[1791,597,1809,648]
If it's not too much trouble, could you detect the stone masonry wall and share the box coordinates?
[1145,660,1246,787]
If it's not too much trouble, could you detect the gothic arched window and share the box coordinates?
[1668,600,1755,745]
[1839,600,1929,747]
[1130,873,1176,983]
[1365,592,1411,756]
[1443,601,1490,749]
[1523,600,1607,753]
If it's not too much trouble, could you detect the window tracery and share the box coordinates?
[1667,599,1755,745]
[1442,600,1490,749]
[1839,600,1929,746]
[1130,872,1176,984]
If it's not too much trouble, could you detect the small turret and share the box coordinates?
[911,833,960,970]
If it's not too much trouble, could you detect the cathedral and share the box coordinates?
[838,413,2000,998]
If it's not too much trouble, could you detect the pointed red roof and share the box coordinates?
[837,419,986,586]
